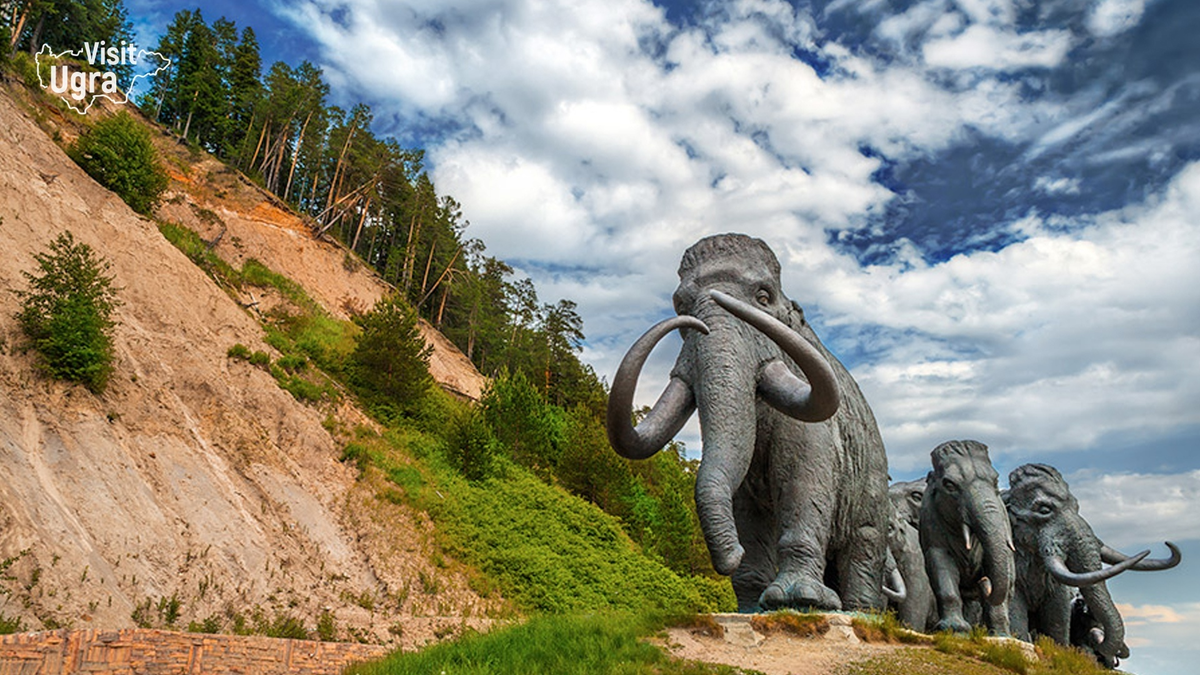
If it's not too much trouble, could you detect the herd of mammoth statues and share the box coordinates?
[606,233,1180,669]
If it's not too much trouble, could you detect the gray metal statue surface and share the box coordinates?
[607,233,890,612]
[886,478,936,631]
[1005,463,1181,668]
[920,440,1014,635]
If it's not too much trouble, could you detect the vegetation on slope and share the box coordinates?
[13,231,121,393]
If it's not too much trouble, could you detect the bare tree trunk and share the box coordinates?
[181,90,199,140]
[324,126,356,216]
[25,12,43,55]
[283,111,311,202]
[10,1,32,53]
[249,121,269,171]
[420,240,436,302]
[351,194,372,251]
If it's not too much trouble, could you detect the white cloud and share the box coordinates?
[923,23,1073,70]
[1070,470,1200,548]
[842,162,1200,470]
[1088,0,1149,38]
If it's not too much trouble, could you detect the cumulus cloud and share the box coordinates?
[1070,469,1200,548]
[844,163,1200,469]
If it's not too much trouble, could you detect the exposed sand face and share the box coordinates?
[0,85,493,646]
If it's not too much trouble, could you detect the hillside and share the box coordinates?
[0,79,494,646]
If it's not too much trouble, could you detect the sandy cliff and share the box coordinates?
[0,84,490,645]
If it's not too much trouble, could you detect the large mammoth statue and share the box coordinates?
[920,440,1014,635]
[1005,463,1181,669]
[607,233,890,612]
[886,478,936,631]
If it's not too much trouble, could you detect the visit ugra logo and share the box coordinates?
[35,43,171,115]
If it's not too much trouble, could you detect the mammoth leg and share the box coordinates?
[928,546,971,633]
[731,475,777,613]
[759,424,841,611]
[836,479,890,611]
[1009,587,1032,642]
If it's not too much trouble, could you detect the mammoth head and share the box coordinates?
[606,233,840,462]
[671,234,802,326]
[1006,463,1178,585]
[889,478,926,530]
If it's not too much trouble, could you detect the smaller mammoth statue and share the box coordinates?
[885,478,936,632]
[920,440,1014,635]
[607,233,890,613]
[1005,463,1182,669]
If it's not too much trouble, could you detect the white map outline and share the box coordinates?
[35,43,172,115]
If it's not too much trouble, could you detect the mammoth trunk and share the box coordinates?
[966,487,1014,607]
[692,321,759,576]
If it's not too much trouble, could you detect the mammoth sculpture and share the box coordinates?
[885,478,936,631]
[607,233,890,612]
[1005,463,1181,669]
[920,440,1014,635]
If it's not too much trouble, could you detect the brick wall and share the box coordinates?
[0,628,390,674]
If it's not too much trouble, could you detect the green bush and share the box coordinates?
[349,295,433,415]
[445,406,501,482]
[70,112,168,215]
[14,231,121,393]
[482,369,566,476]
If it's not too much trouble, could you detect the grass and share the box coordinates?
[346,613,761,675]
[351,424,734,616]
[750,610,830,638]
[851,610,931,644]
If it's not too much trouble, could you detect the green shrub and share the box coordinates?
[349,295,432,415]
[482,369,566,476]
[14,231,120,393]
[187,614,223,634]
[445,406,501,482]
[227,343,252,359]
[70,112,168,215]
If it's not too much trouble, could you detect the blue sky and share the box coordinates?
[127,2,1199,672]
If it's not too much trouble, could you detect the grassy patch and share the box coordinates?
[750,610,830,638]
[851,611,931,644]
[347,613,761,675]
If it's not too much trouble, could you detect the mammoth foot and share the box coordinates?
[759,572,841,611]
[935,615,972,634]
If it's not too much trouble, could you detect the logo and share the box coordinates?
[35,42,171,114]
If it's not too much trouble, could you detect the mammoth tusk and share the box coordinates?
[1045,549,1151,587]
[963,523,974,552]
[883,567,907,603]
[1101,541,1181,571]
[709,290,840,423]
[979,576,993,600]
[606,315,707,460]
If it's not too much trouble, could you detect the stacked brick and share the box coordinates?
[0,629,390,674]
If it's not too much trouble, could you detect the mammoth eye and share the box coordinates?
[910,491,922,503]
[1036,503,1054,515]
[756,289,771,306]
[942,478,959,493]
